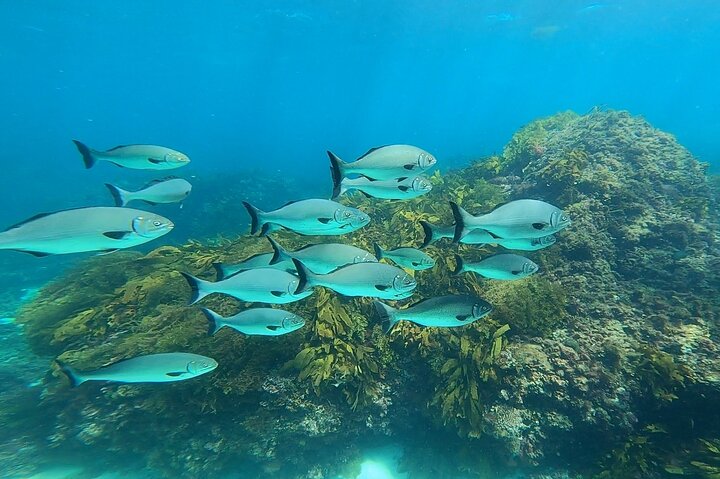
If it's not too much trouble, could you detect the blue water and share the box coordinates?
[1,2,719,478]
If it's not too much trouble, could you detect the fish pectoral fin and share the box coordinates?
[166,371,188,377]
[532,222,549,230]
[103,231,132,240]
[397,186,410,192]
[403,164,416,170]
[266,325,280,331]
[270,291,287,297]
[317,217,333,224]
[374,284,390,291]
[395,177,409,182]
[511,270,522,275]
[455,314,471,321]
[148,158,164,164]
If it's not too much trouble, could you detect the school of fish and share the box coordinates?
[0,141,571,386]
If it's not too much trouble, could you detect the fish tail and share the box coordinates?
[55,359,86,387]
[419,220,437,248]
[450,201,472,243]
[292,259,318,294]
[242,201,266,235]
[180,272,212,305]
[212,262,226,281]
[372,301,399,334]
[104,183,130,207]
[267,236,291,264]
[327,150,346,200]
[452,254,465,276]
[372,242,384,260]
[199,307,225,335]
[72,140,97,169]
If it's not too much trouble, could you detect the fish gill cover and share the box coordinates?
[3,110,720,478]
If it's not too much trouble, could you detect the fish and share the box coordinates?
[331,175,432,200]
[72,140,190,170]
[453,254,538,280]
[496,235,556,251]
[180,268,312,305]
[419,221,496,248]
[328,145,436,181]
[293,259,416,299]
[213,253,295,281]
[267,236,377,274]
[55,352,217,386]
[0,207,173,256]
[373,295,493,332]
[105,178,192,207]
[242,199,370,236]
[200,307,305,336]
[450,199,571,241]
[419,221,556,251]
[373,243,435,270]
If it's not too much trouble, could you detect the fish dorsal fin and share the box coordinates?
[4,212,54,231]
[106,145,130,151]
[143,176,179,188]
[357,145,390,160]
[281,200,299,207]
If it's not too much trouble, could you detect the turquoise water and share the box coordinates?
[1,2,720,479]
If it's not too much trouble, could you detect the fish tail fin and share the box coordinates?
[450,201,473,243]
[104,183,130,207]
[328,150,346,199]
[212,262,226,281]
[242,201,266,235]
[199,307,225,335]
[372,242,384,259]
[373,301,399,334]
[267,236,291,264]
[420,221,436,248]
[72,140,96,169]
[452,254,465,276]
[292,259,318,294]
[55,359,86,387]
[180,272,212,305]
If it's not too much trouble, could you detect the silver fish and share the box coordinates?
[328,145,436,181]
[293,259,416,299]
[267,237,376,274]
[242,199,370,236]
[496,235,556,251]
[105,178,192,207]
[73,140,190,170]
[373,295,493,332]
[213,252,295,280]
[332,175,432,200]
[181,268,312,305]
[0,207,173,256]
[419,221,496,248]
[453,254,538,280]
[373,243,435,270]
[55,352,217,386]
[420,221,556,251]
[200,307,305,336]
[450,200,571,241]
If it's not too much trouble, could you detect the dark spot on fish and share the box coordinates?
[512,270,522,275]
[411,262,420,266]
[103,231,131,240]
[456,314,471,321]
[375,284,390,291]
[532,222,549,230]
[317,217,333,224]
[266,325,280,331]
[270,291,286,297]
[166,371,186,377]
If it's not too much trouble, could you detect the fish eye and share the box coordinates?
[153,221,162,227]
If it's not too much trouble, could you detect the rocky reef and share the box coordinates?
[2,109,719,478]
